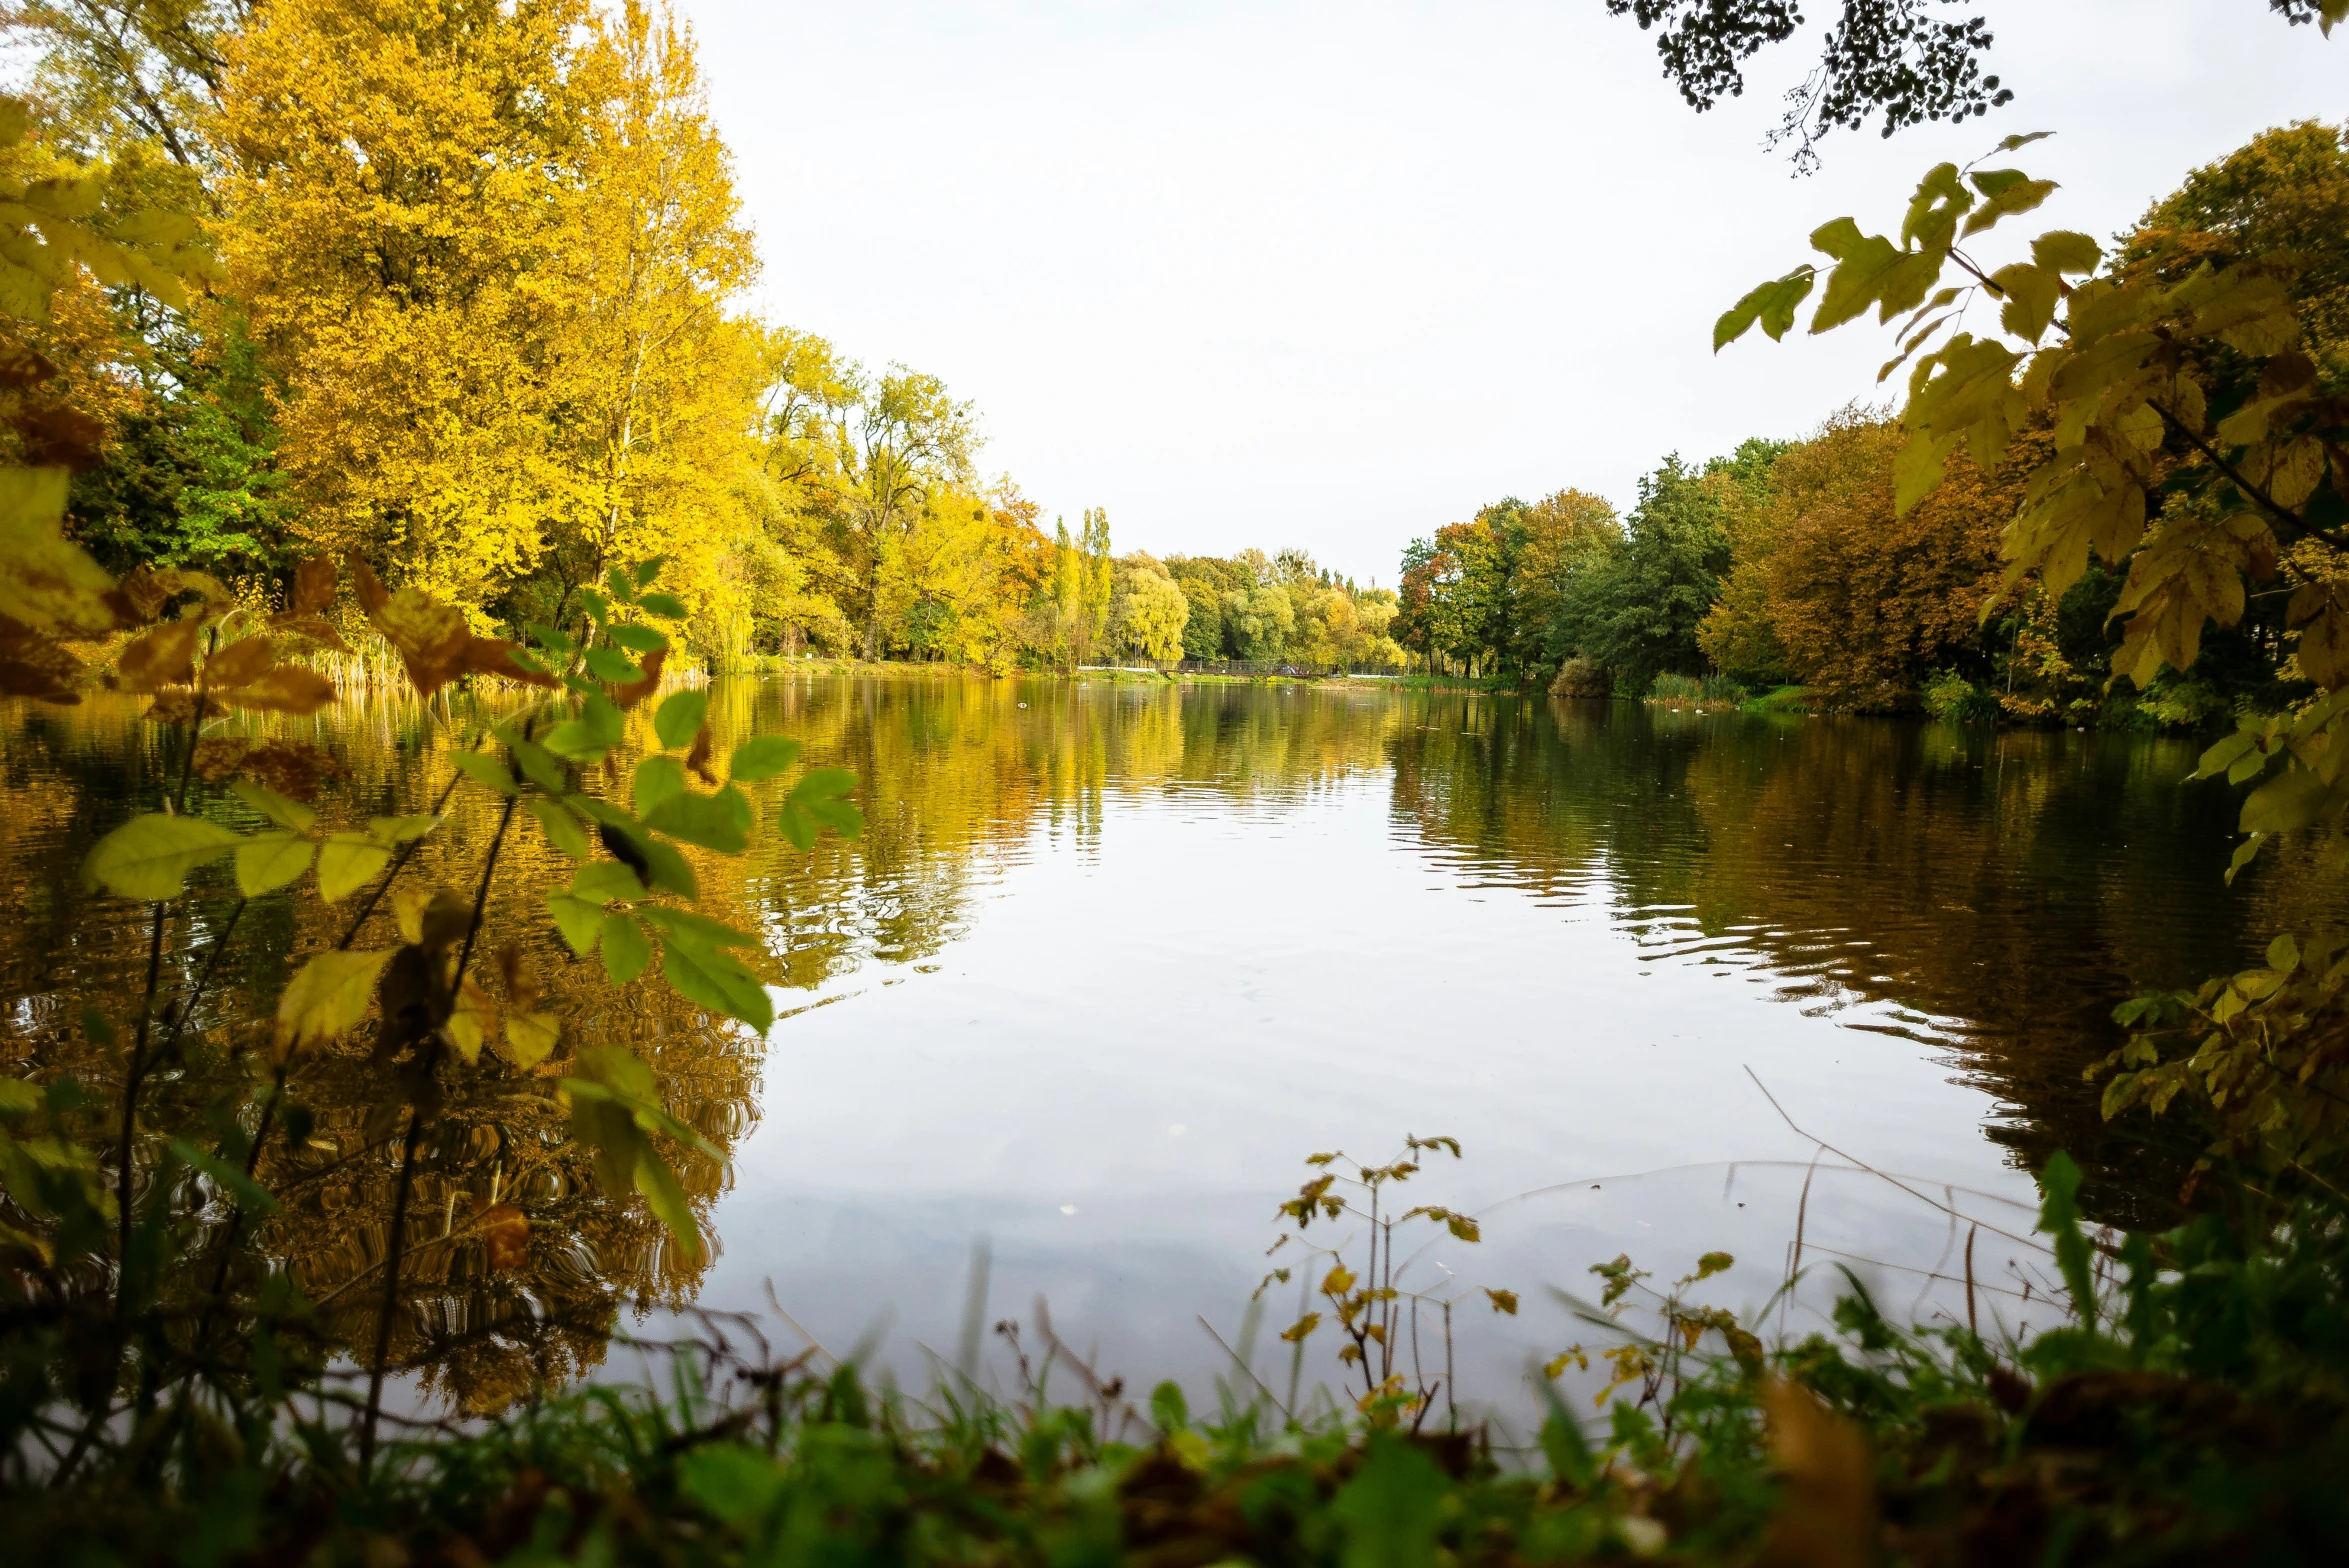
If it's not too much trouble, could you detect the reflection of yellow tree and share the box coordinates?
[0,692,764,1413]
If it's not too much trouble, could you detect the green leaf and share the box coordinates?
[2241,766,2330,835]
[633,1143,701,1258]
[604,565,637,605]
[450,752,518,796]
[235,833,314,897]
[2034,1151,2097,1321]
[728,735,801,782]
[315,833,390,902]
[525,621,576,656]
[654,689,706,750]
[582,647,643,684]
[545,695,627,762]
[82,814,236,900]
[678,1445,780,1526]
[273,949,394,1057]
[528,798,592,859]
[1713,268,1815,351]
[645,789,748,853]
[638,592,688,620]
[571,861,648,905]
[1961,173,2057,238]
[601,913,652,984]
[660,936,773,1031]
[510,739,567,794]
[1807,218,1905,333]
[1331,1434,1448,1568]
[639,904,757,948]
[803,799,864,839]
[368,815,442,843]
[634,755,687,820]
[639,837,698,900]
[634,556,667,589]
[788,766,856,803]
[230,780,315,833]
[2268,933,2301,973]
[581,587,611,625]
[546,892,605,956]
[607,622,668,654]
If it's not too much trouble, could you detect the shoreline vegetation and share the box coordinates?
[6,1,2349,1563]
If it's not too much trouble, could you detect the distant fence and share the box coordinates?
[1078,659,1416,679]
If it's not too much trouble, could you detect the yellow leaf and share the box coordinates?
[502,1009,560,1070]
[273,949,394,1059]
[235,833,315,897]
[1320,1264,1356,1298]
[1485,1287,1518,1315]
[0,467,120,636]
[446,980,495,1065]
[82,814,236,900]
[316,833,390,901]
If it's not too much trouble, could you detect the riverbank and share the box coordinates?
[15,1159,2345,1567]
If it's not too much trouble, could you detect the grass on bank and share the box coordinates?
[9,1154,2349,1566]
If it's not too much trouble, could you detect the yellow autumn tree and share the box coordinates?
[218,0,593,609]
[219,0,760,639]
[537,0,762,648]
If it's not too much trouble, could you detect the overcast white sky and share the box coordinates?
[682,0,2343,585]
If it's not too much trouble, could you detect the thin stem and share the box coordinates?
[357,790,519,1476]
[336,735,483,950]
[116,631,221,1301]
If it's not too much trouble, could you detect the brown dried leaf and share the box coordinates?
[475,1201,529,1271]
[220,664,335,716]
[268,613,351,654]
[17,403,106,471]
[685,722,716,784]
[113,619,199,691]
[290,553,336,615]
[143,688,222,725]
[113,565,234,627]
[610,644,666,709]
[0,337,58,391]
[347,553,470,696]
[203,635,275,688]
[495,942,543,1012]
[190,737,349,802]
[0,611,82,702]
[1760,1381,1874,1568]
[463,635,556,687]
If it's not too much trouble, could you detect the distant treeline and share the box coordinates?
[1396,119,2349,725]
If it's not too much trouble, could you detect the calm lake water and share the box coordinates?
[1,676,2320,1422]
